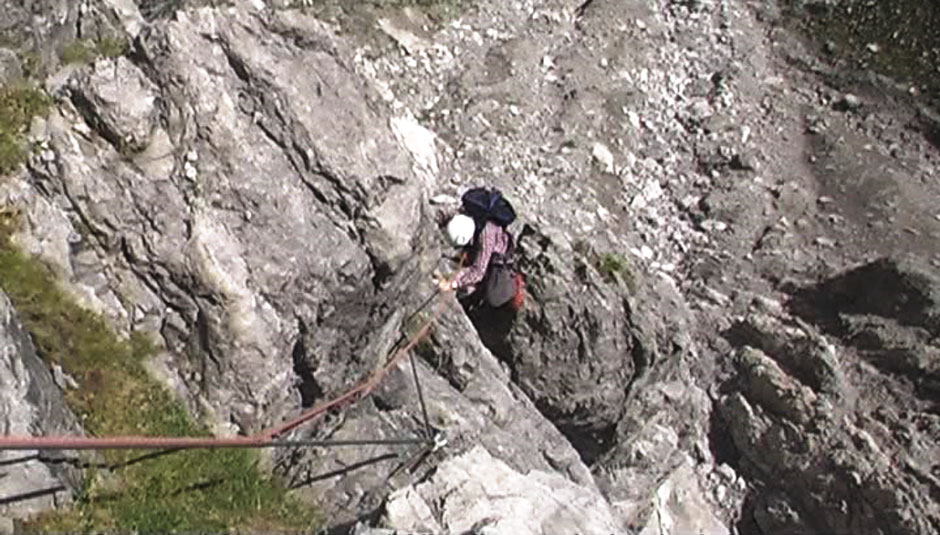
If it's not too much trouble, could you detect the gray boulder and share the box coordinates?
[381,445,621,535]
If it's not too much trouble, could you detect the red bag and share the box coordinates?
[510,272,525,311]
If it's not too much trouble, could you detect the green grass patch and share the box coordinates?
[573,240,637,293]
[60,37,128,65]
[60,40,96,65]
[597,253,629,284]
[95,37,129,59]
[0,213,318,533]
[0,84,49,175]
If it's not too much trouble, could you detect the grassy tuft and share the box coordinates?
[60,40,96,65]
[597,253,628,283]
[19,50,43,79]
[95,37,128,59]
[571,242,638,294]
[60,37,128,65]
[0,216,318,533]
[0,84,50,175]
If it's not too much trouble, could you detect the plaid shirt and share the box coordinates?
[453,221,510,289]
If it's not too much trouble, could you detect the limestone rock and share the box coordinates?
[634,457,729,535]
[70,56,160,151]
[382,446,622,535]
[0,292,82,521]
[718,283,940,534]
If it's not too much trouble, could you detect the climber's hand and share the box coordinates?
[438,277,454,292]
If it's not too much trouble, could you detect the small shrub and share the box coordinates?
[0,84,50,175]
[579,248,637,294]
[597,253,627,282]
[60,40,96,64]
[95,36,128,58]
[19,51,43,79]
[60,37,128,65]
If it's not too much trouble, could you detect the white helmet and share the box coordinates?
[446,214,475,247]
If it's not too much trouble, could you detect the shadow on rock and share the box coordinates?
[784,257,940,403]
[785,257,939,331]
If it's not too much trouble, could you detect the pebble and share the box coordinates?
[631,245,654,261]
[627,111,641,130]
[815,237,837,247]
[592,142,615,173]
[701,219,728,233]
[430,194,458,205]
[715,484,728,502]
[840,93,861,110]
[866,43,881,53]
[643,179,663,201]
[702,287,730,306]
[52,363,79,389]
[716,463,737,482]
[752,295,783,313]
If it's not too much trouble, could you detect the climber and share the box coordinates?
[438,187,524,310]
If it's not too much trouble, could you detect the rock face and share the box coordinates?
[0,0,127,83]
[0,291,81,525]
[719,299,940,534]
[11,5,426,435]
[714,258,940,534]
[2,0,940,533]
[382,445,620,535]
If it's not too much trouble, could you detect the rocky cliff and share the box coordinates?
[0,0,938,533]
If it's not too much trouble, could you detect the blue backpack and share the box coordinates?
[461,187,516,230]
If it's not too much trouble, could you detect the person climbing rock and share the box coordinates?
[438,187,524,311]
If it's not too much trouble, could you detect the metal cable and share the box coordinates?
[409,353,433,440]
[0,436,429,451]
